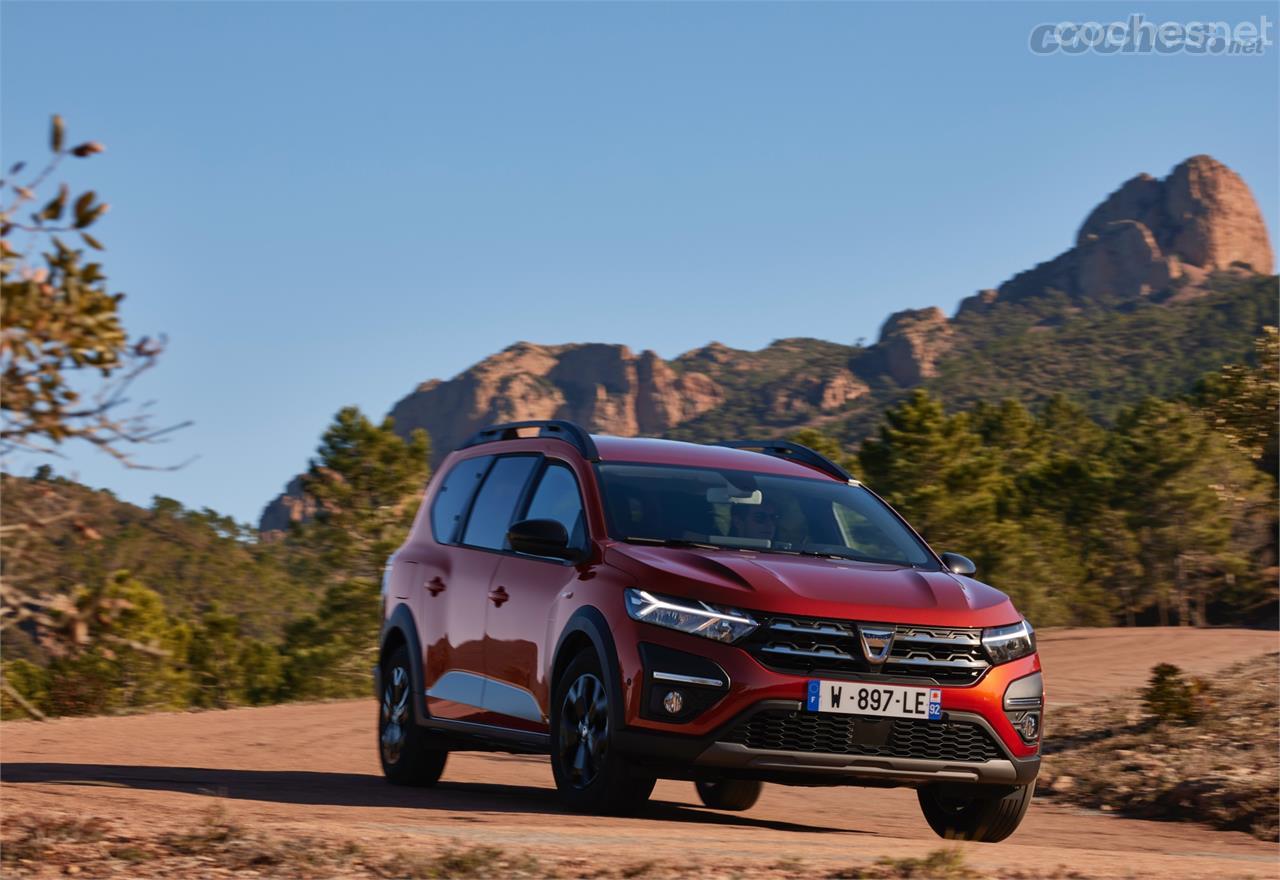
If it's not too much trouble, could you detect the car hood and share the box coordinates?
[605,543,1020,627]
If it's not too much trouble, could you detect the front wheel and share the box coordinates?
[550,651,655,815]
[379,644,448,786]
[917,782,1034,842]
[695,779,762,811]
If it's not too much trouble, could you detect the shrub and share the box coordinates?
[1142,663,1206,724]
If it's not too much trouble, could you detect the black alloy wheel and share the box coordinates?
[558,671,610,789]
[549,650,655,815]
[378,644,448,786]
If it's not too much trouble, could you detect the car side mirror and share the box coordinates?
[940,552,977,576]
[507,518,577,560]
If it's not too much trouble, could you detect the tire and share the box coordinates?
[917,782,1035,842]
[379,643,448,786]
[550,650,656,815]
[695,779,762,811]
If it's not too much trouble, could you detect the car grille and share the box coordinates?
[723,710,1002,763]
[742,616,990,685]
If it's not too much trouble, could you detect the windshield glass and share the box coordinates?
[596,462,936,567]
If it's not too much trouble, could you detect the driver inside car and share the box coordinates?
[729,499,779,542]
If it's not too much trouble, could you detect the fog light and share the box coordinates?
[663,690,685,714]
[1018,712,1039,740]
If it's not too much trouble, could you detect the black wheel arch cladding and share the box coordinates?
[552,605,626,730]
[380,603,428,725]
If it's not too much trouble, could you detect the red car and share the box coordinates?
[377,420,1042,842]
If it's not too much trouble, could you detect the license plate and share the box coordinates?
[806,679,942,720]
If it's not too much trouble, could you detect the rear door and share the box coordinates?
[425,454,540,722]
[418,454,496,723]
[483,458,590,730]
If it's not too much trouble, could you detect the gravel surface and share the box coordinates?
[2,627,1277,878]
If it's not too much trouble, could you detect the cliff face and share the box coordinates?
[959,155,1273,315]
[259,155,1276,533]
[861,307,955,386]
[1079,155,1273,274]
[383,342,726,461]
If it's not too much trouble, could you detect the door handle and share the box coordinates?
[427,577,446,596]
[488,585,509,607]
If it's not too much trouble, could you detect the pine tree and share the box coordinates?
[1109,399,1269,625]
[280,407,431,698]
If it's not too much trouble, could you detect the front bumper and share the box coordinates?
[615,620,1043,758]
[616,699,1040,788]
[697,743,1038,787]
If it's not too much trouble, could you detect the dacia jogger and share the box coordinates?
[377,420,1042,841]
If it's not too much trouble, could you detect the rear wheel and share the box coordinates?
[917,782,1034,842]
[379,644,448,786]
[695,779,762,811]
[550,651,655,815]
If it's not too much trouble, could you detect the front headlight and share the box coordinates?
[624,588,758,643]
[982,619,1036,664]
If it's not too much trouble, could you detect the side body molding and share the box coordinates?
[426,670,545,724]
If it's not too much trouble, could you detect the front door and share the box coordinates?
[483,459,590,731]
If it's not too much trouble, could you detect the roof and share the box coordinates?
[591,435,836,481]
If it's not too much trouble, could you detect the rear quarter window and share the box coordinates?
[430,455,493,544]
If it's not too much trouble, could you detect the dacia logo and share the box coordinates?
[858,626,895,666]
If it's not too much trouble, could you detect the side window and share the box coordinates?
[461,455,539,550]
[430,455,493,544]
[522,462,588,551]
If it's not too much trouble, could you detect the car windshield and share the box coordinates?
[596,462,937,568]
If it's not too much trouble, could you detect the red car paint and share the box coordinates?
[383,433,1043,761]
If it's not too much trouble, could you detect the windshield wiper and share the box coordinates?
[789,548,911,565]
[619,536,725,551]
[787,548,851,560]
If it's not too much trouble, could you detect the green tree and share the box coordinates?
[280,407,431,698]
[788,427,861,478]
[281,577,382,700]
[1010,397,1122,625]
[1,116,185,717]
[858,390,1004,561]
[1196,326,1279,476]
[187,604,248,709]
[0,115,183,463]
[40,572,191,716]
[1109,399,1270,625]
[860,392,1101,625]
[289,406,430,582]
[0,659,48,720]
[239,639,284,706]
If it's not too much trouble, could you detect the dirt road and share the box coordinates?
[2,627,1277,878]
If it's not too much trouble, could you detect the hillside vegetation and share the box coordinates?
[3,139,1276,722]
[667,274,1278,445]
[2,408,430,718]
[929,274,1278,420]
[3,326,1275,719]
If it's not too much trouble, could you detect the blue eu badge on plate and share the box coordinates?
[806,679,821,712]
[927,688,942,720]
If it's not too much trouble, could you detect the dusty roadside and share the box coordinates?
[2,627,1277,878]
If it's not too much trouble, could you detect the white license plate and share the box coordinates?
[806,679,942,720]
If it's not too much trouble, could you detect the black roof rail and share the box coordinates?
[717,439,854,483]
[460,419,599,461]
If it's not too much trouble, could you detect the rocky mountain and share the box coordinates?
[260,155,1277,532]
[958,154,1272,316]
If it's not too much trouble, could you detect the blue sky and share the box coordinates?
[2,1,1276,525]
